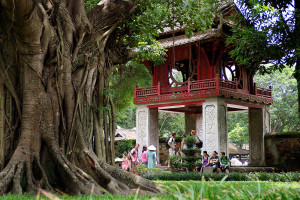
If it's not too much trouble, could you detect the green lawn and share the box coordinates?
[1,181,299,200]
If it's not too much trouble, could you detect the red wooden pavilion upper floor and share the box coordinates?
[133,3,272,107]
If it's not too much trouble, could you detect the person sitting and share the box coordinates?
[122,152,130,172]
[218,152,230,174]
[210,151,219,172]
[147,145,157,168]
[141,145,148,166]
[195,152,203,172]
[200,151,210,172]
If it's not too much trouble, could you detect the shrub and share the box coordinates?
[183,135,196,148]
[135,164,147,174]
[143,172,300,182]
[146,168,163,175]
[117,139,134,158]
[180,147,201,172]
[169,155,182,170]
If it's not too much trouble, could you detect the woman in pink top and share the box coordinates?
[141,145,148,166]
[122,152,130,171]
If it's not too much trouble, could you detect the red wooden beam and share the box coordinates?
[224,100,264,109]
[147,100,205,108]
[159,109,198,114]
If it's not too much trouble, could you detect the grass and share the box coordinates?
[1,180,299,199]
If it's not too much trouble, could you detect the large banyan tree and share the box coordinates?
[0,0,221,195]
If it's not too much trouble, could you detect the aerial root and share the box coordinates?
[52,148,104,195]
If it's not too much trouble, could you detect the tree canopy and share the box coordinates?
[228,0,300,113]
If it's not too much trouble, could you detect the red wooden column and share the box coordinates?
[158,81,161,95]
[216,74,219,95]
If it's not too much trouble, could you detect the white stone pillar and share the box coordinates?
[202,98,228,156]
[185,114,196,135]
[136,105,159,160]
[196,113,203,141]
[248,105,270,166]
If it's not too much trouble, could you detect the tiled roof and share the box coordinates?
[158,28,220,48]
[115,127,136,141]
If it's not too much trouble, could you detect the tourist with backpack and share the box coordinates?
[167,132,176,167]
[218,151,230,174]
[190,130,203,149]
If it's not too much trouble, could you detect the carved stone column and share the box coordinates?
[248,105,270,166]
[185,113,196,135]
[202,98,228,156]
[196,113,203,141]
[136,105,159,160]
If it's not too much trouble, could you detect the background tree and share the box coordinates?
[159,112,185,137]
[228,0,300,113]
[227,66,299,147]
[254,66,300,132]
[0,0,221,195]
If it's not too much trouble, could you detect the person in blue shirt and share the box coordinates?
[147,145,156,168]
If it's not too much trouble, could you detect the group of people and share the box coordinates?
[167,130,230,173]
[198,151,230,173]
[122,143,157,173]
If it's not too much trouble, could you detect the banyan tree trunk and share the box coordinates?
[0,0,161,195]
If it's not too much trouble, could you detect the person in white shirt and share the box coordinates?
[168,132,176,167]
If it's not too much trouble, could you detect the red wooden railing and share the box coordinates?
[190,79,217,91]
[135,85,159,97]
[256,86,272,98]
[134,78,272,99]
[219,79,237,91]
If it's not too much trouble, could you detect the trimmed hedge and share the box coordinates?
[143,172,300,182]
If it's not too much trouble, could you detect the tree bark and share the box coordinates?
[0,79,4,171]
[0,0,161,196]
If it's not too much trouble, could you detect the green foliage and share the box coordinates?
[227,1,299,73]
[183,135,196,148]
[111,61,152,129]
[159,180,300,200]
[159,113,185,137]
[228,123,249,148]
[134,41,167,66]
[116,104,136,129]
[83,0,98,12]
[119,0,220,64]
[135,164,147,174]
[3,180,300,199]
[180,137,201,171]
[228,112,248,147]
[146,168,164,176]
[117,139,134,158]
[227,67,299,144]
[144,172,300,182]
[169,155,182,170]
[254,66,300,132]
[180,148,201,156]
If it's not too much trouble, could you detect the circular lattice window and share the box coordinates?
[167,59,197,87]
